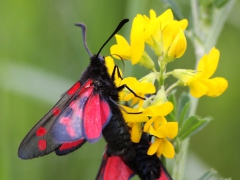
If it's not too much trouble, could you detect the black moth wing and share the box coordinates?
[18,81,82,159]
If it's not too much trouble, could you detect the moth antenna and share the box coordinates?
[97,19,129,57]
[75,23,92,57]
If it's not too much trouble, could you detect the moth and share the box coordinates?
[96,132,173,180]
[18,19,141,161]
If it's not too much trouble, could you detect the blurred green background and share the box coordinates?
[1,0,239,179]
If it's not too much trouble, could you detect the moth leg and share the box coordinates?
[111,65,123,81]
[111,65,145,100]
[109,97,142,115]
[117,84,145,100]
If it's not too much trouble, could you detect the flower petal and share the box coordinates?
[110,35,131,60]
[206,77,228,97]
[131,123,142,143]
[198,47,220,79]
[147,138,162,155]
[178,19,188,30]
[121,105,149,123]
[188,80,208,98]
[105,56,115,76]
[165,122,178,139]
[167,29,187,59]
[161,139,175,158]
[142,101,173,116]
[130,15,145,64]
[143,117,156,132]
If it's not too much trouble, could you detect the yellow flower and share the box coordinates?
[143,9,188,62]
[110,15,155,70]
[172,47,228,98]
[144,117,177,158]
[141,101,177,158]
[120,77,156,107]
[110,16,144,64]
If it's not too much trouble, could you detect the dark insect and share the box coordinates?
[18,19,138,161]
[96,132,173,180]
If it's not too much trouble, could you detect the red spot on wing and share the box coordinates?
[36,127,47,136]
[52,107,61,116]
[59,139,85,151]
[38,139,47,151]
[67,82,81,95]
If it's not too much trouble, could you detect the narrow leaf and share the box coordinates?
[178,102,190,128]
[197,169,217,180]
[178,116,212,140]
[178,92,190,126]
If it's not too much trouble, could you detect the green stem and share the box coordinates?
[159,57,166,87]
[172,138,189,180]
[165,81,180,95]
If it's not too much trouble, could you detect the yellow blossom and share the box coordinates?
[172,47,228,98]
[110,15,155,70]
[143,115,178,158]
[110,17,144,64]
[140,101,177,158]
[142,9,188,62]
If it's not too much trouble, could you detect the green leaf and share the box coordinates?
[201,0,236,51]
[214,0,230,8]
[178,102,190,128]
[178,116,212,141]
[177,92,190,125]
[178,92,190,114]
[166,112,176,122]
[197,168,232,180]
[197,169,217,180]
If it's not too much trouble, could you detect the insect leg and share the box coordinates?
[116,84,145,100]
[109,97,142,114]
[112,66,146,100]
[111,65,123,81]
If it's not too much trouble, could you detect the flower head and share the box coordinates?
[143,9,188,62]
[110,16,155,70]
[141,102,178,158]
[172,47,228,97]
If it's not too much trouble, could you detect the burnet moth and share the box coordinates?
[96,133,173,180]
[18,19,140,161]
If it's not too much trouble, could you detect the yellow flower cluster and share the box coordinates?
[106,9,228,159]
[172,47,228,97]
[111,9,188,70]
